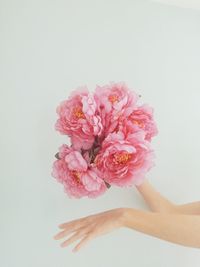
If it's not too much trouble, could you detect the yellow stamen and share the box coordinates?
[73,107,85,119]
[108,94,119,104]
[71,170,82,184]
[131,119,144,128]
[114,152,132,164]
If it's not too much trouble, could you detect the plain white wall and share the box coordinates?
[1,0,200,266]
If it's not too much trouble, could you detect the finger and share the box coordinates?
[54,229,66,240]
[58,216,89,229]
[54,225,85,240]
[58,213,98,229]
[72,231,96,253]
[60,228,89,248]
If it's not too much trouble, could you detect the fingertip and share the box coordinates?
[72,247,79,253]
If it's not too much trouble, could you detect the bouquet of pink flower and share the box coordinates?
[51,81,158,199]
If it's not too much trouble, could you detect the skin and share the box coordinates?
[53,179,200,252]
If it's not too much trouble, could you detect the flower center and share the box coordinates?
[113,152,132,164]
[71,170,82,184]
[108,94,119,104]
[131,119,144,128]
[73,107,85,119]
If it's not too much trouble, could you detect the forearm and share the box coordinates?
[174,201,200,215]
[135,180,176,213]
[123,207,200,249]
[135,180,200,215]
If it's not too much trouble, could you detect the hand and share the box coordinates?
[53,207,126,253]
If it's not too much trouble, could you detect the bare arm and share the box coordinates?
[124,207,200,249]
[135,180,200,215]
[54,207,200,251]
[174,201,200,215]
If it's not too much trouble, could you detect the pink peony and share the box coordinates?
[57,143,72,159]
[52,82,158,198]
[94,81,140,138]
[78,167,107,198]
[51,144,107,198]
[51,159,69,184]
[127,103,159,141]
[94,130,156,187]
[55,86,103,150]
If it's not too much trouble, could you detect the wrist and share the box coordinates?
[119,207,135,228]
[135,179,148,190]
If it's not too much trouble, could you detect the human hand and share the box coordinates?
[53,207,126,253]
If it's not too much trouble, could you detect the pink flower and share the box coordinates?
[94,130,156,187]
[65,150,88,171]
[51,159,69,184]
[55,86,103,150]
[51,144,75,184]
[78,167,107,198]
[51,144,107,198]
[127,103,159,141]
[94,81,140,138]
[52,82,158,198]
[57,143,72,159]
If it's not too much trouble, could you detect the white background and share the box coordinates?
[1,0,200,266]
